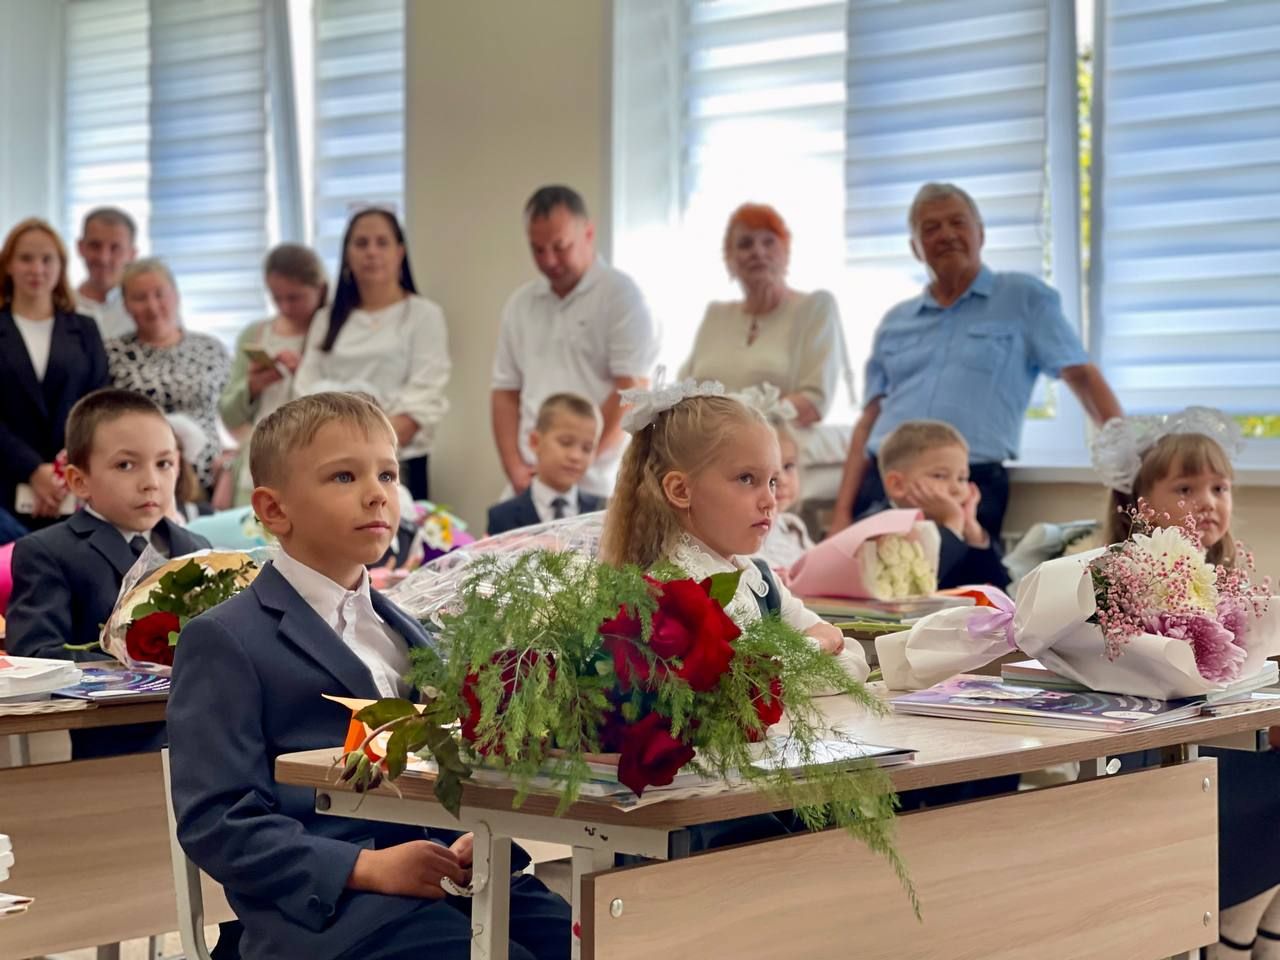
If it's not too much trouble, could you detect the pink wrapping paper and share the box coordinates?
[788,509,932,599]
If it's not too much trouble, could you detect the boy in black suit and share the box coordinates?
[861,419,1010,590]
[169,392,570,960]
[487,392,603,535]
[7,388,210,755]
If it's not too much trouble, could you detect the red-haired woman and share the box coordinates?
[0,218,109,531]
[679,203,851,428]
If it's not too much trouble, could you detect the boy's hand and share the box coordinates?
[961,483,990,548]
[904,478,964,536]
[805,621,846,656]
[347,840,468,900]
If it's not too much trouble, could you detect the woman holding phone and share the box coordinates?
[219,244,327,505]
[292,208,450,499]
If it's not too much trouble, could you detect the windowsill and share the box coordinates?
[1007,463,1280,487]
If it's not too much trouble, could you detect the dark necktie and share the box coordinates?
[129,534,149,557]
[551,497,569,520]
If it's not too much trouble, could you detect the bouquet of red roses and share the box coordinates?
[336,550,909,899]
[87,550,260,671]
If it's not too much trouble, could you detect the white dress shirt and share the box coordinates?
[272,549,411,699]
[491,258,659,496]
[530,477,579,523]
[84,505,160,549]
[293,295,450,461]
[76,288,134,341]
[12,314,54,381]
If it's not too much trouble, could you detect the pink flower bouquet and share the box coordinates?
[878,505,1276,699]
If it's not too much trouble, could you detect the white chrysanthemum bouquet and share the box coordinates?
[788,509,940,601]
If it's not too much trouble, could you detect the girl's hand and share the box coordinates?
[806,621,846,656]
[247,361,284,399]
[275,349,302,373]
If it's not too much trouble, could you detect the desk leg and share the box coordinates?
[6,734,30,768]
[472,831,511,960]
[571,846,615,960]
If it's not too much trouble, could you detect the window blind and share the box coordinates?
[1090,0,1280,415]
[313,0,405,274]
[148,0,269,342]
[844,0,1053,282]
[63,0,152,257]
[676,0,850,390]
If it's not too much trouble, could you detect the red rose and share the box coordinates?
[654,578,739,692]
[459,650,553,754]
[748,675,785,742]
[125,611,181,666]
[598,577,739,693]
[616,712,695,797]
[601,633,651,690]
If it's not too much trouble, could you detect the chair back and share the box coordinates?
[161,747,214,960]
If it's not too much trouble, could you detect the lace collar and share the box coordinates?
[664,533,768,626]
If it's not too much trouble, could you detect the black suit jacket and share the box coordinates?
[0,308,108,516]
[486,486,603,536]
[6,510,211,660]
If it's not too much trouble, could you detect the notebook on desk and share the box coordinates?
[891,674,1203,732]
[54,668,170,703]
[802,594,974,621]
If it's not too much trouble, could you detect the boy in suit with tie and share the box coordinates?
[7,387,211,755]
[487,392,603,535]
[168,392,570,960]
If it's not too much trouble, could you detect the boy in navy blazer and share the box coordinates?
[488,393,604,535]
[7,388,210,756]
[168,393,570,960]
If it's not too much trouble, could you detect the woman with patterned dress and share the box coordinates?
[106,258,230,494]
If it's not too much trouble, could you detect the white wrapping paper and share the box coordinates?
[877,550,1280,699]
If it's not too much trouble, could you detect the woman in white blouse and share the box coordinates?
[679,203,852,429]
[293,209,450,498]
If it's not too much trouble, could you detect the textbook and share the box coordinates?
[0,656,82,702]
[1001,658,1279,704]
[417,738,916,800]
[54,668,170,703]
[802,594,974,622]
[891,674,1203,732]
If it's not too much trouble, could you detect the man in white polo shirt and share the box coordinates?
[491,185,658,498]
[75,206,138,341]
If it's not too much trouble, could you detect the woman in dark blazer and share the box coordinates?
[0,218,109,530]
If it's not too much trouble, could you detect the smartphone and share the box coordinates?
[243,347,274,367]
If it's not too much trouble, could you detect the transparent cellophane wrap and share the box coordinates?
[876,549,1280,699]
[388,512,606,625]
[100,546,267,674]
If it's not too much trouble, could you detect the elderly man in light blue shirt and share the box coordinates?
[833,182,1121,537]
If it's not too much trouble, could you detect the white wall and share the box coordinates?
[404,1,611,530]
[0,0,63,231]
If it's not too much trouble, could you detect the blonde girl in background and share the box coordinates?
[599,380,861,675]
